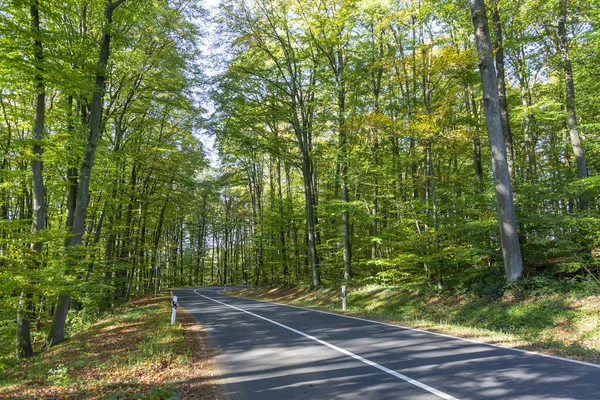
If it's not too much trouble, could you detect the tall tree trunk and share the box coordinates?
[223,201,230,286]
[210,223,217,285]
[276,159,289,278]
[331,43,352,281]
[48,0,126,346]
[470,0,524,282]
[491,3,515,180]
[467,87,484,186]
[557,0,588,206]
[0,95,12,229]
[30,0,45,249]
[65,96,79,234]
[370,28,383,262]
[248,164,264,286]
[520,77,537,180]
[71,0,126,246]
[16,291,33,358]
[19,0,46,358]
[126,200,143,300]
[428,144,442,289]
[300,146,320,287]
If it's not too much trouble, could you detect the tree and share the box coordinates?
[219,0,323,286]
[557,0,588,198]
[491,0,515,180]
[469,0,523,281]
[16,0,47,359]
[47,0,128,347]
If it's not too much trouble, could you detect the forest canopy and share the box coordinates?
[1,0,599,362]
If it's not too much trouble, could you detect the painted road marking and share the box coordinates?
[194,289,458,400]
[216,289,600,370]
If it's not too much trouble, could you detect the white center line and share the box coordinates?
[193,289,459,400]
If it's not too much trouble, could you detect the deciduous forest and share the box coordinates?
[1,0,599,364]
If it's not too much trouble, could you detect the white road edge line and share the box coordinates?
[215,288,600,370]
[193,289,458,400]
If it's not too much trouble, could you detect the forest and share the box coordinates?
[1,0,599,364]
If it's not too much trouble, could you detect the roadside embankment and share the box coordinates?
[226,284,600,365]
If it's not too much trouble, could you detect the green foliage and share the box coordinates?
[1,0,600,364]
[0,0,208,356]
[47,363,72,386]
[203,0,600,292]
[128,321,184,366]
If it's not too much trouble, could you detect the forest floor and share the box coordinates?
[0,294,221,400]
[226,282,600,365]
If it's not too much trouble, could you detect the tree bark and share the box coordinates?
[72,0,125,246]
[466,87,484,186]
[276,159,289,278]
[20,0,46,358]
[47,294,70,346]
[300,144,321,288]
[337,83,351,280]
[470,0,524,282]
[16,291,33,358]
[491,3,515,180]
[65,96,79,235]
[557,0,588,207]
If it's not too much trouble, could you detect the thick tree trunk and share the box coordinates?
[491,3,515,180]
[470,0,524,282]
[47,294,70,346]
[72,1,124,246]
[48,0,126,346]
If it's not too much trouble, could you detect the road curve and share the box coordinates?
[174,287,600,400]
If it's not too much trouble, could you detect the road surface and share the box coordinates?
[174,287,600,400]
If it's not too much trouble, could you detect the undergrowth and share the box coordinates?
[0,294,189,399]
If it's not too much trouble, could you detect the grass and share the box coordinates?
[0,294,221,400]
[226,278,600,365]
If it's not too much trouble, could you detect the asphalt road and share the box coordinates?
[174,287,600,400]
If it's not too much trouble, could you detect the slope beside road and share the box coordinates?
[174,287,600,400]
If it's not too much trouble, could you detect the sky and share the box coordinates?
[196,0,222,168]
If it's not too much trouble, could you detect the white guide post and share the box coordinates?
[342,286,347,312]
[171,295,178,325]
